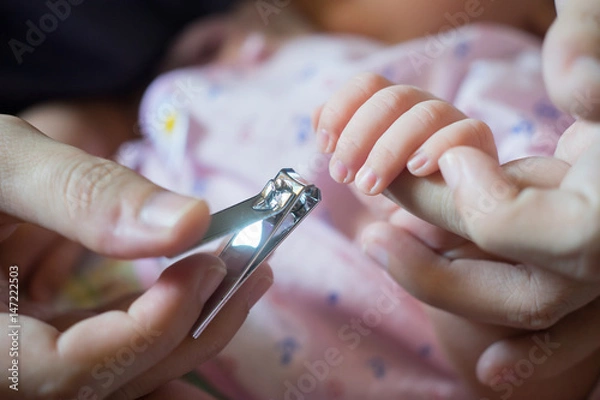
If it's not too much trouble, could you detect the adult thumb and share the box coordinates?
[0,115,209,258]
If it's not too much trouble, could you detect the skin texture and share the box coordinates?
[1,99,140,301]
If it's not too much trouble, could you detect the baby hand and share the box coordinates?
[314,73,498,195]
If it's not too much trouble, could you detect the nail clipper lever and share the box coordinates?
[173,168,321,339]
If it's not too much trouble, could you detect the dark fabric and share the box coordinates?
[0,0,235,114]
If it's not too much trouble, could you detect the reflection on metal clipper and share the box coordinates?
[174,168,321,339]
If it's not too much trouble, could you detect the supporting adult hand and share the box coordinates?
[436,121,600,281]
[365,136,600,392]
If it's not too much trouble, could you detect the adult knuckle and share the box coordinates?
[512,280,571,330]
[519,302,562,330]
[61,156,124,219]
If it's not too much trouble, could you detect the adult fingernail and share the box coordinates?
[140,191,201,229]
[317,129,331,153]
[330,158,350,183]
[198,262,227,304]
[355,166,380,195]
[364,241,389,270]
[247,275,273,308]
[439,152,463,189]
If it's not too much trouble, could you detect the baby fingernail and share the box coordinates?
[407,150,428,174]
[317,129,331,153]
[355,166,380,194]
[247,275,273,308]
[330,158,350,183]
[364,242,389,270]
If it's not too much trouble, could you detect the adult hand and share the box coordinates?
[0,98,143,301]
[367,153,599,325]
[0,115,273,399]
[435,120,600,281]
[365,141,600,389]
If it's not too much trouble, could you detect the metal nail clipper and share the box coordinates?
[173,168,321,339]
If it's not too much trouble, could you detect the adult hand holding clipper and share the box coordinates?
[0,115,272,399]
